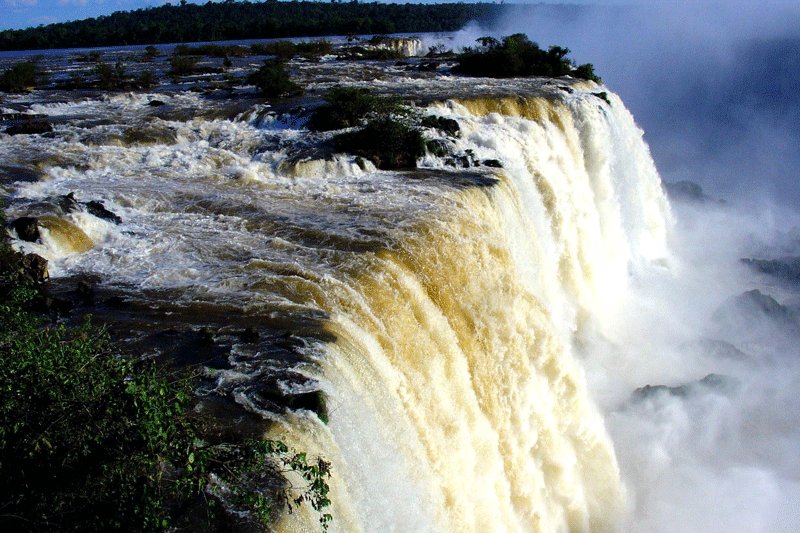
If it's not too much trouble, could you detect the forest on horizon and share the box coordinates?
[0,1,504,51]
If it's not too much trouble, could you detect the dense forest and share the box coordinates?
[0,1,504,51]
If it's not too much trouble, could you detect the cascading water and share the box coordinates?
[271,91,671,532]
[1,63,672,531]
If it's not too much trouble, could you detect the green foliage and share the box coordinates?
[251,40,298,59]
[143,45,159,60]
[574,62,602,83]
[308,86,406,131]
[0,295,197,531]
[453,33,602,82]
[247,59,304,98]
[334,117,425,170]
[0,61,44,92]
[136,69,157,89]
[250,40,333,59]
[208,439,333,531]
[0,3,503,51]
[0,212,333,531]
[169,55,198,76]
[94,60,128,90]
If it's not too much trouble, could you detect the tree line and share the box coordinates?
[0,1,504,51]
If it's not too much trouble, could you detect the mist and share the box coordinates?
[479,1,800,206]
[456,2,800,531]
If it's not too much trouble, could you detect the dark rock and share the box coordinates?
[557,85,574,94]
[741,256,800,285]
[5,119,53,135]
[712,289,800,340]
[76,280,95,305]
[425,139,450,157]
[592,91,611,104]
[417,61,440,72]
[10,216,40,242]
[482,159,503,168]
[148,99,166,107]
[664,180,722,204]
[84,200,122,224]
[421,115,460,137]
[240,327,260,343]
[632,373,736,402]
[18,252,49,284]
[58,192,80,213]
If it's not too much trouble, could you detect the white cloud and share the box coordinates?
[4,0,38,7]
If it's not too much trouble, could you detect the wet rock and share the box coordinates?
[592,91,611,104]
[76,280,95,305]
[421,115,460,137]
[0,248,48,290]
[5,119,53,135]
[148,99,166,107]
[425,139,450,157]
[10,216,40,242]
[557,85,574,94]
[664,180,721,204]
[85,200,122,224]
[417,61,440,72]
[482,159,503,168]
[58,192,80,214]
[632,373,736,402]
[18,253,49,284]
[741,256,800,285]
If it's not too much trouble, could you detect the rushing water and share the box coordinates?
[2,42,799,532]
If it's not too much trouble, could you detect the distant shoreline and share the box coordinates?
[0,1,503,52]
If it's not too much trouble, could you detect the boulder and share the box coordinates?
[11,216,40,242]
[84,200,122,224]
[58,192,80,214]
[17,252,49,284]
[421,115,460,137]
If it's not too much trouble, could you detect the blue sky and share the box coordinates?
[2,0,168,30]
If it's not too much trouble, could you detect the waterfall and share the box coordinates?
[274,89,672,532]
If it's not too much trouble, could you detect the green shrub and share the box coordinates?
[251,40,332,60]
[94,60,128,90]
[143,45,159,60]
[0,299,198,531]
[169,55,198,76]
[136,69,158,89]
[247,59,303,97]
[334,117,425,169]
[0,212,332,531]
[251,40,298,59]
[453,33,602,82]
[0,61,44,92]
[308,86,406,131]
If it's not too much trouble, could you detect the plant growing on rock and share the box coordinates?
[334,117,426,170]
[453,33,601,82]
[0,61,46,92]
[308,86,406,131]
[247,59,304,98]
